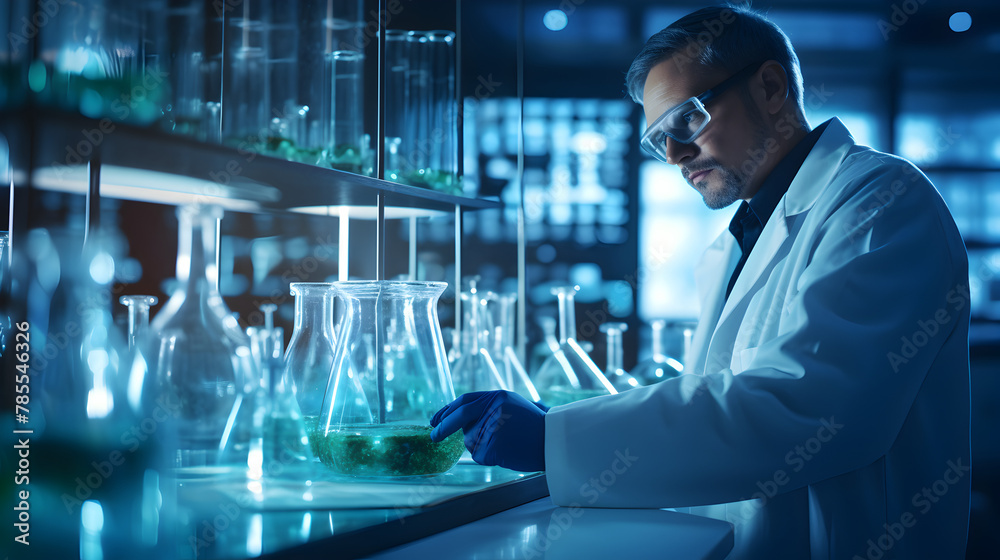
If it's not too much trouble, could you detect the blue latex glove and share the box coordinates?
[430,391,546,472]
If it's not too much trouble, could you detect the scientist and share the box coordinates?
[431,4,970,558]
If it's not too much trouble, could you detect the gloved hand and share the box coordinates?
[430,391,546,472]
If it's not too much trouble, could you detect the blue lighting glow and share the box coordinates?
[543,10,568,31]
[949,12,972,32]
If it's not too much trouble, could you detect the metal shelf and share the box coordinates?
[7,108,501,219]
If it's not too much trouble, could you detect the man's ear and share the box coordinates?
[754,60,789,115]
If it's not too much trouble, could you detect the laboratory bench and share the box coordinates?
[174,461,734,560]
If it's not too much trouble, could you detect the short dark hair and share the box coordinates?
[625,4,803,111]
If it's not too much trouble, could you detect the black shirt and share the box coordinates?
[725,120,831,300]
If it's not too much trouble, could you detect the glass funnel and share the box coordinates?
[451,284,507,396]
[314,281,464,477]
[600,322,639,392]
[131,205,253,473]
[284,282,338,420]
[534,285,616,407]
[630,320,684,385]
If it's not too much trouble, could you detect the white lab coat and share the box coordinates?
[545,119,971,559]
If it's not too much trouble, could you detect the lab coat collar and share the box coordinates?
[782,117,855,217]
[700,118,855,364]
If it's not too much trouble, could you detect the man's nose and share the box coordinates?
[664,136,697,166]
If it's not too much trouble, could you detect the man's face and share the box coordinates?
[642,57,768,209]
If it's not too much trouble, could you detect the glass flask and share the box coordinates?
[484,291,541,402]
[451,284,507,396]
[284,282,338,420]
[133,204,253,473]
[27,227,173,560]
[600,322,639,392]
[120,295,158,351]
[314,281,464,477]
[534,285,616,407]
[630,320,684,385]
[219,304,314,503]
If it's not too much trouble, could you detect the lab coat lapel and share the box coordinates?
[690,232,739,376]
[707,119,856,362]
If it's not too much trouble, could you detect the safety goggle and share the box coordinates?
[640,63,762,162]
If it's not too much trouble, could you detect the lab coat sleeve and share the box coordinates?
[544,161,969,508]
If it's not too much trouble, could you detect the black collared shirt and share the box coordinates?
[725,120,831,300]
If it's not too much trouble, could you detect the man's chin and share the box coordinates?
[701,191,741,210]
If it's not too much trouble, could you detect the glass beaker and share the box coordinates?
[284,282,338,420]
[314,281,464,477]
[132,205,253,473]
[222,0,270,146]
[404,30,459,194]
[451,286,507,396]
[631,320,683,385]
[161,0,206,136]
[327,49,368,174]
[384,28,410,182]
[600,322,639,392]
[534,286,616,406]
[35,0,164,124]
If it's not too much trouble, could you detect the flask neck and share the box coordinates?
[556,293,576,343]
[176,208,219,293]
[293,288,336,336]
[605,330,623,373]
[651,322,665,357]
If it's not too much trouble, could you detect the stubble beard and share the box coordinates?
[698,124,770,210]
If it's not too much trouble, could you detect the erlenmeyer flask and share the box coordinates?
[218,305,314,503]
[631,320,683,385]
[284,283,337,420]
[132,204,253,473]
[600,322,639,392]
[534,285,616,407]
[484,291,540,402]
[451,284,507,395]
[315,281,464,477]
